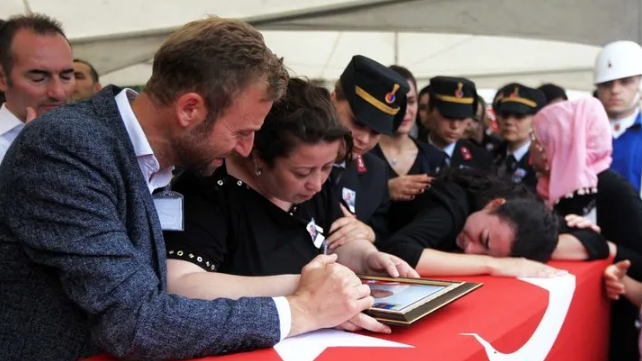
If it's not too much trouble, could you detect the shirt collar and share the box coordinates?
[115,89,154,158]
[114,89,173,192]
[0,103,24,136]
[611,109,640,139]
[508,141,531,162]
[428,135,456,158]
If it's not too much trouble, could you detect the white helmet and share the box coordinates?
[594,40,642,84]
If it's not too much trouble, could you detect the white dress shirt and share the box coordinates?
[611,109,639,139]
[114,89,291,340]
[428,136,456,166]
[0,104,25,165]
[508,140,531,163]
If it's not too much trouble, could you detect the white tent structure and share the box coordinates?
[3,0,641,90]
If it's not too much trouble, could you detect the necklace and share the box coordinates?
[390,158,398,166]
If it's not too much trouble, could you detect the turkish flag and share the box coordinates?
[84,260,610,361]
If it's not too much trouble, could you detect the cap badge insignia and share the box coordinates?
[455,82,464,98]
[510,86,520,98]
[385,84,400,104]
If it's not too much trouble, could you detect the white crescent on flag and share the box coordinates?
[273,329,412,361]
[461,273,576,361]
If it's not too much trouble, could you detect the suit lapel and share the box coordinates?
[90,85,168,282]
[451,142,464,167]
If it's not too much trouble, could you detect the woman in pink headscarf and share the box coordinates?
[531,97,642,361]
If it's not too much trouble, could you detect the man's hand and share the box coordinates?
[604,260,630,300]
[363,251,420,278]
[326,205,375,250]
[388,174,432,201]
[286,254,374,337]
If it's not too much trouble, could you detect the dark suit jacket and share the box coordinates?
[332,153,390,242]
[0,86,281,361]
[449,139,493,171]
[492,142,538,190]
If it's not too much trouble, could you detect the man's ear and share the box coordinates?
[174,92,207,129]
[0,66,9,93]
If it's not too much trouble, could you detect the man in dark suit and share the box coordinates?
[492,83,546,190]
[0,16,377,361]
[327,55,409,247]
[425,76,493,171]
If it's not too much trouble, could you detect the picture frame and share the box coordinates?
[359,275,483,326]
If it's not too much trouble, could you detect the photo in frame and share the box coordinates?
[360,275,483,326]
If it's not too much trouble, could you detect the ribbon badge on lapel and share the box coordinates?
[356,155,367,173]
[460,146,472,161]
[512,168,527,183]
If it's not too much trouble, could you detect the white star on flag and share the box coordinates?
[274,329,412,361]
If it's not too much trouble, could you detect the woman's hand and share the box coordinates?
[489,257,568,278]
[363,251,420,278]
[565,214,601,233]
[388,174,432,201]
[604,260,630,300]
[327,205,375,250]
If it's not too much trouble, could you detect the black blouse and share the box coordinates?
[371,139,445,232]
[555,170,642,280]
[163,165,341,276]
[378,175,605,268]
[377,178,475,267]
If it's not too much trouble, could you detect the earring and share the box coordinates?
[252,155,262,176]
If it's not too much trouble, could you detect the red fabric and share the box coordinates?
[84,260,610,361]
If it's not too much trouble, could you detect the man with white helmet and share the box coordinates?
[594,40,642,196]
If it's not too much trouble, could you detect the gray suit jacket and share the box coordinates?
[0,86,281,361]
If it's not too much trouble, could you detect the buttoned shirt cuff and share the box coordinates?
[272,296,291,341]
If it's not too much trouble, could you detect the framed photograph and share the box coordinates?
[360,275,483,326]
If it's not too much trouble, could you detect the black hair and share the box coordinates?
[0,14,67,82]
[437,168,560,262]
[389,65,417,90]
[537,83,568,104]
[253,77,353,168]
[418,84,431,98]
[73,58,100,83]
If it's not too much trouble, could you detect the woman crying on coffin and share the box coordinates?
[376,167,574,277]
[162,77,419,333]
[375,103,608,278]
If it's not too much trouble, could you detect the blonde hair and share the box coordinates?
[145,17,288,123]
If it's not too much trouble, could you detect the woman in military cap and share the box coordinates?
[492,83,545,190]
[371,65,444,233]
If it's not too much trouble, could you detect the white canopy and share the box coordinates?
[3,0,640,90]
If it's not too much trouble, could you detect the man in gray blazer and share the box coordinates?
[0,15,376,361]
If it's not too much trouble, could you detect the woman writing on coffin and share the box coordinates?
[162,78,418,332]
